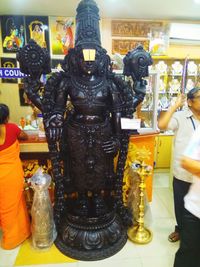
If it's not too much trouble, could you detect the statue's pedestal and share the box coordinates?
[55,211,127,261]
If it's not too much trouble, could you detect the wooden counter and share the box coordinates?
[19,133,48,153]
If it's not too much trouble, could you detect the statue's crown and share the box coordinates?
[75,0,101,47]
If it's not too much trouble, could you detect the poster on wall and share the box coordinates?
[1,57,18,83]
[49,16,75,56]
[1,15,25,53]
[112,39,149,55]
[25,16,50,50]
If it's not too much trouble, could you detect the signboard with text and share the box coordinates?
[0,68,27,78]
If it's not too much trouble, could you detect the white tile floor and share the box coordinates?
[0,169,179,267]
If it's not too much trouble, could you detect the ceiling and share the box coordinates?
[0,0,200,21]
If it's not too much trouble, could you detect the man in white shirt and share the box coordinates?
[174,124,200,267]
[158,87,200,242]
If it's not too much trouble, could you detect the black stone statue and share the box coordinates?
[17,0,152,261]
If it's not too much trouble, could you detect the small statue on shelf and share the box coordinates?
[17,0,152,261]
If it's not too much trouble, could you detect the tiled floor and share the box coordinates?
[0,169,179,267]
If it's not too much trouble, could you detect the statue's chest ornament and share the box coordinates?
[71,76,107,103]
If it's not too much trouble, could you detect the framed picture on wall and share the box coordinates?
[25,16,50,50]
[1,15,25,53]
[1,57,18,83]
[111,20,163,38]
[49,16,75,56]
[112,39,149,55]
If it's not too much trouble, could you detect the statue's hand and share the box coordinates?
[133,80,147,96]
[45,113,64,142]
[102,137,120,155]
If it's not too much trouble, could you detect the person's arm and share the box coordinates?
[18,130,28,140]
[181,156,200,178]
[158,94,186,130]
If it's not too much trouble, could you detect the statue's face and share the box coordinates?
[68,45,109,76]
[79,57,98,75]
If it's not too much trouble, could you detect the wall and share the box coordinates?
[168,44,200,58]
[0,82,33,124]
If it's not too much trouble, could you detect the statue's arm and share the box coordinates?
[122,45,153,113]
[23,77,43,111]
[110,82,123,136]
[132,79,147,111]
[43,76,69,142]
[102,81,123,155]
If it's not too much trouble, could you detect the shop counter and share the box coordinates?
[19,133,48,152]
[19,133,50,176]
[19,133,49,161]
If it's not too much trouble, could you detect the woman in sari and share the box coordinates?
[0,103,30,249]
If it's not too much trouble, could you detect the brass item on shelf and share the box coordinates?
[128,150,153,244]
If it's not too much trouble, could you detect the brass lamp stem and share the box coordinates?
[128,160,152,244]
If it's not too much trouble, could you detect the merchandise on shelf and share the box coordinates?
[171,61,183,75]
[151,57,200,111]
[187,61,198,76]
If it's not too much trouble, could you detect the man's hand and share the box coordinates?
[174,94,186,110]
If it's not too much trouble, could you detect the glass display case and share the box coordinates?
[151,57,200,112]
[114,70,159,134]
[139,70,159,134]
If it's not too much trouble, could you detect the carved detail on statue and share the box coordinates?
[56,212,127,260]
[17,0,152,261]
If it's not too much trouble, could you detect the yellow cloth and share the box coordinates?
[14,238,77,265]
[0,140,30,249]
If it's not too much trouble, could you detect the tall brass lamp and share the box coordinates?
[127,150,153,244]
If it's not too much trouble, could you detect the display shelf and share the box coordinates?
[112,69,159,133]
[136,70,159,133]
[152,56,200,60]
[151,57,200,110]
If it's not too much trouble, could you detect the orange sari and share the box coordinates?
[0,140,30,249]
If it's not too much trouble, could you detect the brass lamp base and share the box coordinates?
[128,224,152,244]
